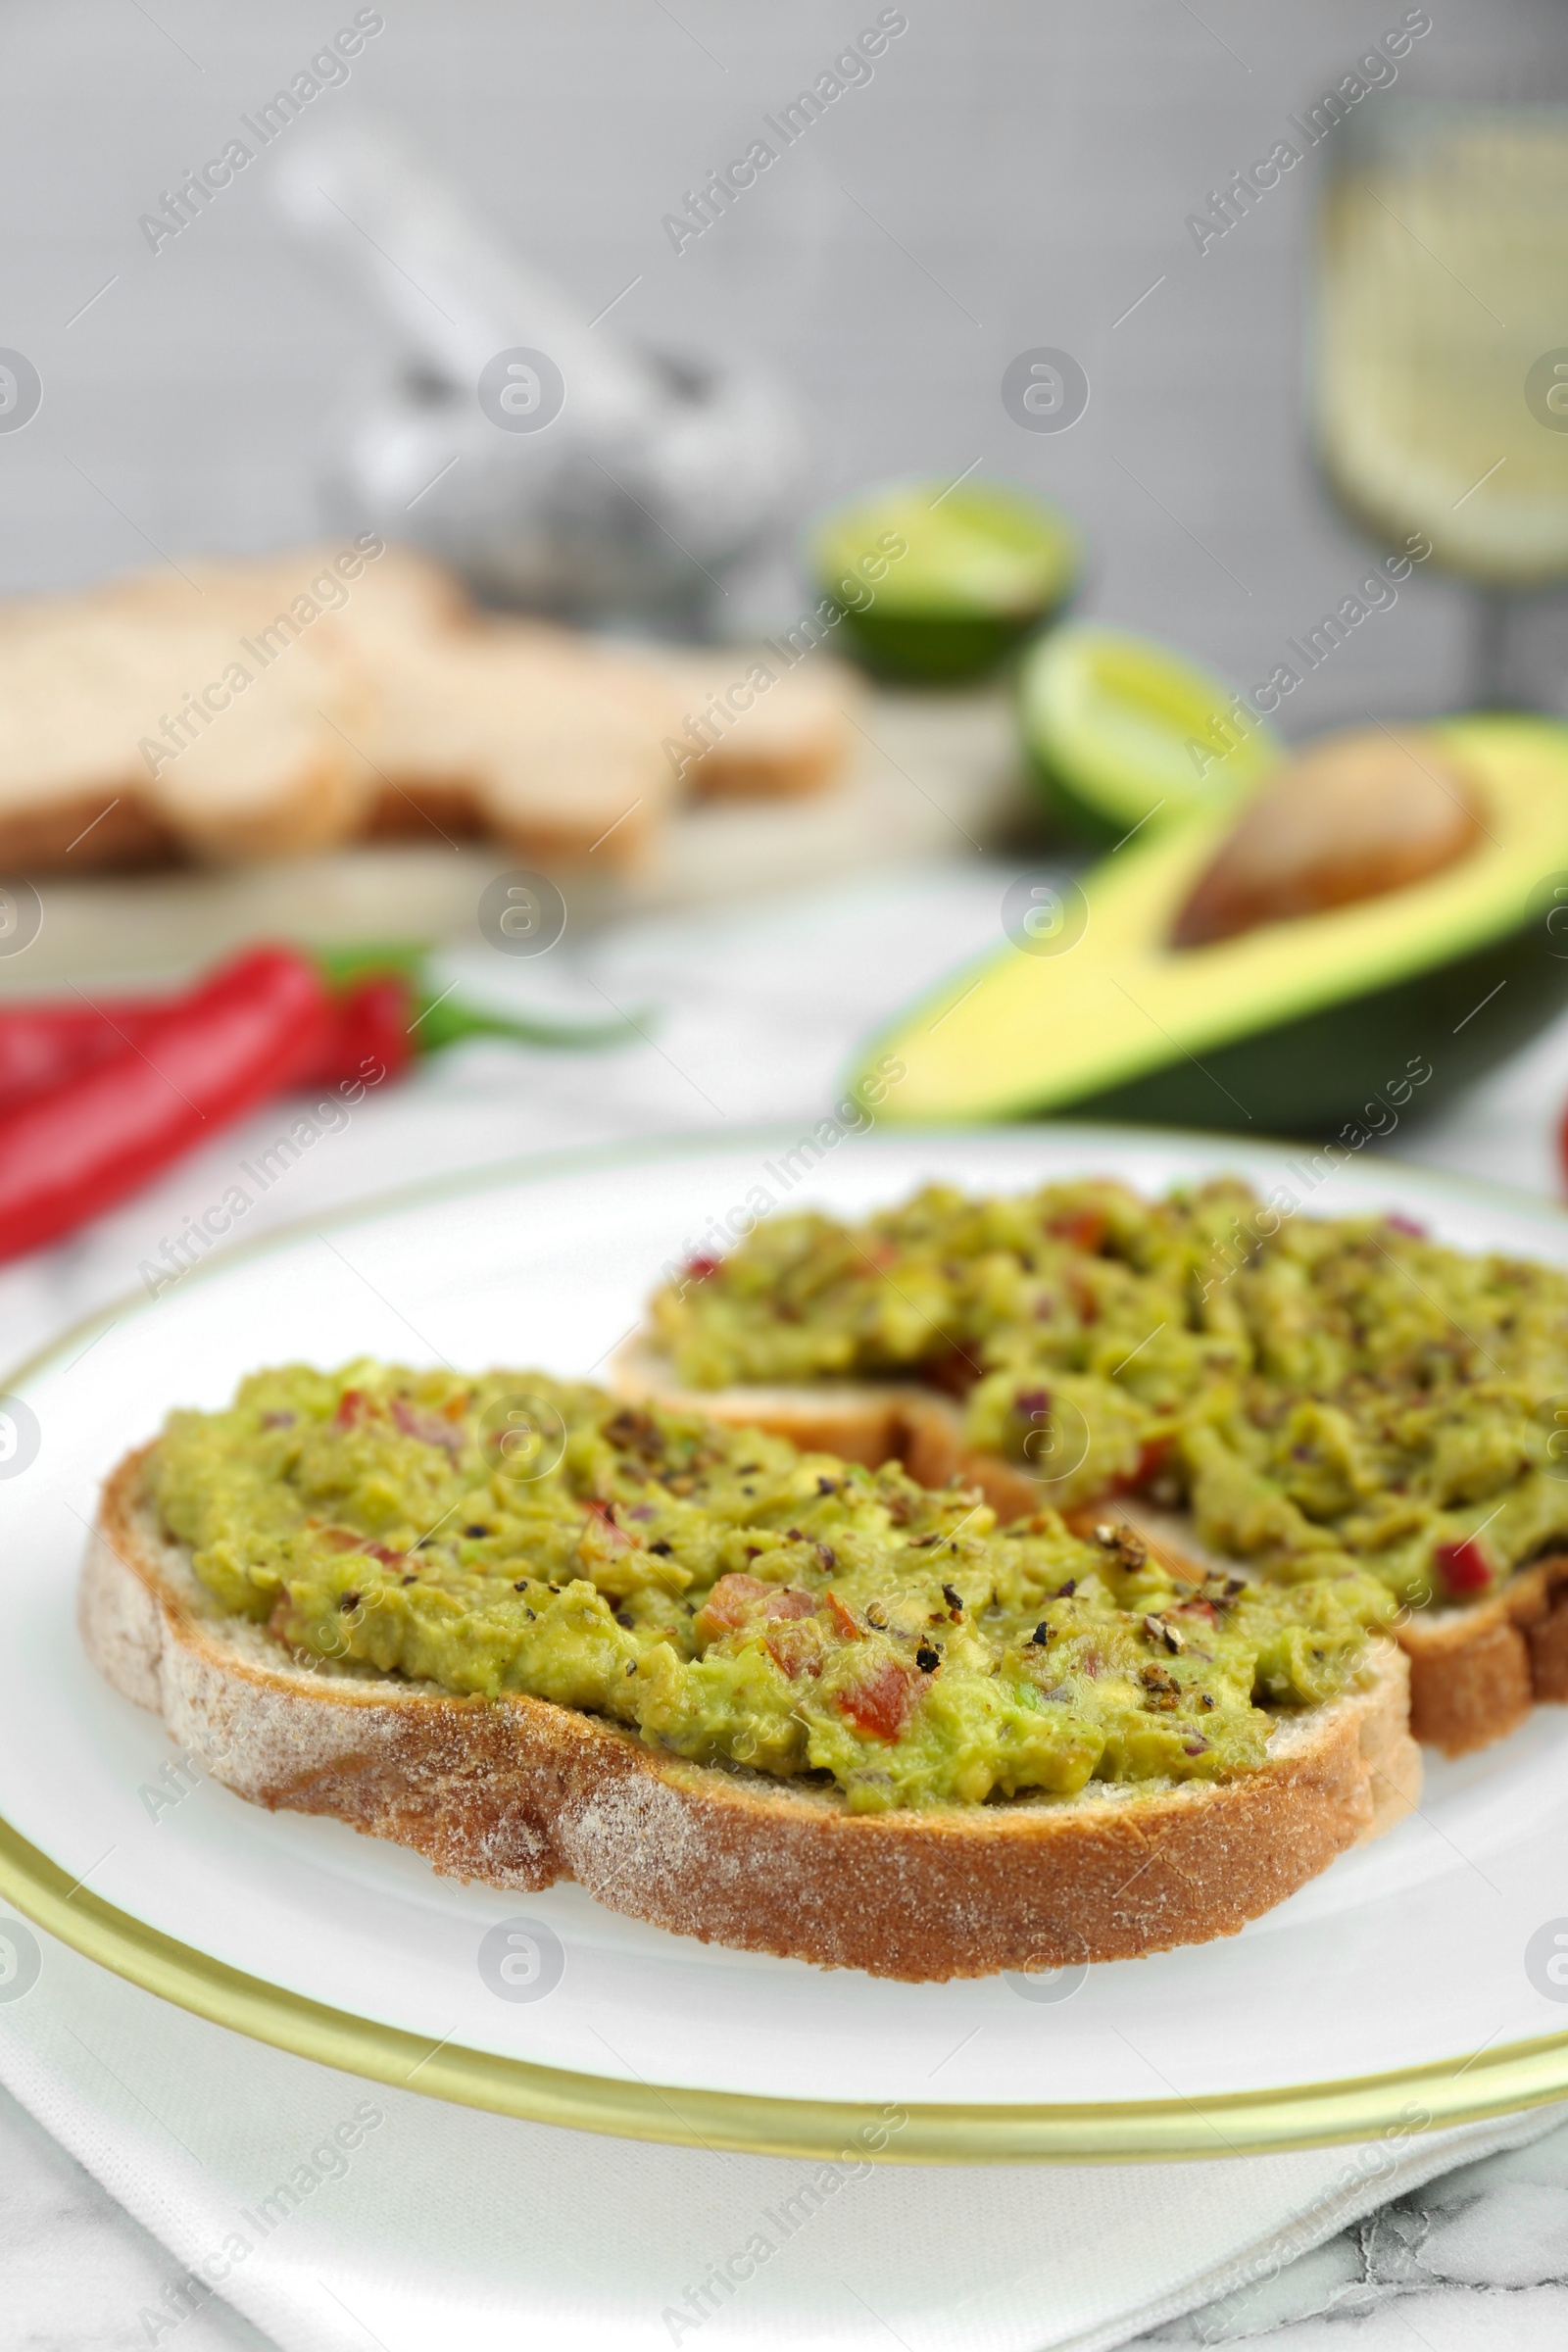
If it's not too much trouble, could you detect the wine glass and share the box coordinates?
[1313,101,1568,705]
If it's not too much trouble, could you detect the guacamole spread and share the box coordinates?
[150,1362,1392,1813]
[650,1179,1568,1613]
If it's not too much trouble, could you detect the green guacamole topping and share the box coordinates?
[650,1179,1568,1613]
[150,1362,1393,1815]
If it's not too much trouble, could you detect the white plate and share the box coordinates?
[4,1126,1568,2161]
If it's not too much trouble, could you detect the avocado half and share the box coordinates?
[808,477,1081,684]
[1018,623,1282,848]
[848,714,1568,1135]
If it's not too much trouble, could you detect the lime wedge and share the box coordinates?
[808,477,1081,684]
[1019,624,1281,846]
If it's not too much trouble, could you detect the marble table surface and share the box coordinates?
[6,861,1568,2350]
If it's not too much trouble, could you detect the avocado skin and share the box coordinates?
[1023,753,1139,850]
[816,600,1064,686]
[1061,918,1568,1137]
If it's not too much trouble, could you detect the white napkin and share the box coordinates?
[0,1921,1559,2352]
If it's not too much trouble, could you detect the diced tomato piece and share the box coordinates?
[333,1389,367,1429]
[1134,1434,1174,1489]
[767,1587,817,1621]
[1434,1537,1494,1597]
[1068,1274,1101,1325]
[825,1591,862,1641]
[581,1495,638,1550]
[837,1658,916,1740]
[1051,1209,1108,1253]
[316,1525,402,1565]
[696,1572,818,1642]
[694,1572,768,1640]
[391,1396,462,1455]
[684,1253,721,1283]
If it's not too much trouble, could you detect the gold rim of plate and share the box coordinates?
[4,1126,1567,2164]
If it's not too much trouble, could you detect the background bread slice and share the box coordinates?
[611,1341,1568,1760]
[117,554,852,843]
[0,597,377,867]
[645,650,857,801]
[103,554,677,865]
[0,547,856,872]
[611,1336,959,1471]
[349,618,683,867]
[78,1446,1418,1983]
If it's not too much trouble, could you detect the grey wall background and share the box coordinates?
[3,0,1566,734]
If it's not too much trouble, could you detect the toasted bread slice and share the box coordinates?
[611,1342,1568,1762]
[646,651,856,800]
[612,1336,964,1471]
[348,618,683,867]
[0,547,857,871]
[0,597,378,868]
[79,1446,1418,1982]
[104,561,682,867]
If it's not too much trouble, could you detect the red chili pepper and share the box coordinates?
[0,993,173,1110]
[296,976,415,1091]
[0,948,635,1119]
[0,946,333,1263]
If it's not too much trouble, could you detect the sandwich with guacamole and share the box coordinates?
[618,1176,1568,1758]
[82,1361,1415,1980]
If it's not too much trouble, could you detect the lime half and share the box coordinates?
[1019,624,1281,847]
[808,477,1082,684]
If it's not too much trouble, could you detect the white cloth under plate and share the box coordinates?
[5,860,1568,2352]
[0,1924,1561,2352]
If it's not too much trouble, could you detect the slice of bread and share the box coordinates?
[611,1343,1568,1762]
[0,547,857,872]
[348,618,684,868]
[79,1446,1419,1983]
[645,651,856,801]
[114,553,853,840]
[0,597,379,868]
[104,557,683,867]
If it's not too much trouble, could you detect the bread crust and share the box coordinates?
[78,1448,1418,1982]
[611,1344,1568,1761]
[0,789,181,871]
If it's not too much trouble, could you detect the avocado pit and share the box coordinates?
[1170,726,1483,949]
